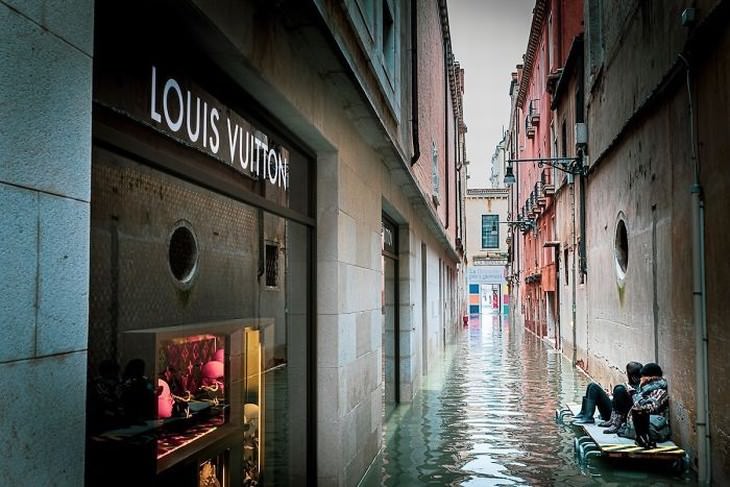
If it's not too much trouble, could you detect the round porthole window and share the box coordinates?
[168,221,199,287]
[614,213,628,282]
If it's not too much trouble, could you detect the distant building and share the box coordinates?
[465,187,510,316]
[465,135,510,317]
[506,0,581,344]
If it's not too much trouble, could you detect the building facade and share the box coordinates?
[507,1,730,483]
[550,28,587,367]
[0,1,467,486]
[465,137,510,317]
[464,188,510,317]
[581,1,730,483]
[507,0,566,344]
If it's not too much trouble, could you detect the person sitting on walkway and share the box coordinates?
[572,361,643,427]
[596,361,648,434]
[626,362,670,448]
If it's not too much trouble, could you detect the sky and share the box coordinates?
[448,0,535,188]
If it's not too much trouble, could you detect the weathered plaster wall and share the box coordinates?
[584,3,730,480]
[694,14,730,481]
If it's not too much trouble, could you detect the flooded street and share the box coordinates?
[362,316,696,486]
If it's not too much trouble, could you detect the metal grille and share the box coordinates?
[265,244,278,287]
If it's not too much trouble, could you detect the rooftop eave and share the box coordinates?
[516,0,548,108]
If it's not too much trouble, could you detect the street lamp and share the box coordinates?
[503,165,516,185]
[500,217,535,233]
[503,150,587,186]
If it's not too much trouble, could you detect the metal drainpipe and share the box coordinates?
[578,151,587,367]
[444,56,450,229]
[410,0,420,166]
[570,171,577,366]
[679,53,711,485]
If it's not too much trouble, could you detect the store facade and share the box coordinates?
[86,5,314,485]
[2,1,466,486]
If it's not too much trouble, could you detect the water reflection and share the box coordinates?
[361,315,696,486]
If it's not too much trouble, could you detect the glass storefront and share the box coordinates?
[86,138,311,487]
[87,6,313,484]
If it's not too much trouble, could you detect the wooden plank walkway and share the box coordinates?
[559,402,686,466]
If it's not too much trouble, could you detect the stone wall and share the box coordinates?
[0,1,93,485]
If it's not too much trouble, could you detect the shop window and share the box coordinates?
[88,154,311,485]
[265,243,279,288]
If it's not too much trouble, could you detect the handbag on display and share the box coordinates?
[199,460,221,487]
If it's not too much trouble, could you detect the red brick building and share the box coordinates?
[507,0,583,344]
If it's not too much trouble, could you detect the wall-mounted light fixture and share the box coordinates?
[503,148,587,186]
[500,216,536,233]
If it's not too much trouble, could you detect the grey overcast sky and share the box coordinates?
[449,0,534,187]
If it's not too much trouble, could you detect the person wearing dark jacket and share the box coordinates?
[629,362,669,448]
[572,361,643,426]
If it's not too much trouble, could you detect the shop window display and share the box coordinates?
[199,453,227,487]
[87,147,310,486]
[87,321,269,486]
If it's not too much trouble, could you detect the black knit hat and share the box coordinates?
[640,362,663,377]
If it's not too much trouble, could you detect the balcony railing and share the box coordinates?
[525,117,535,138]
[529,99,540,125]
[541,169,555,195]
[536,181,546,206]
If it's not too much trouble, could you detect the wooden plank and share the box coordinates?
[563,402,684,458]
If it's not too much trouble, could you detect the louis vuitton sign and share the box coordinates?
[148,66,289,191]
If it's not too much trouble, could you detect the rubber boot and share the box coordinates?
[602,411,625,434]
[572,397,588,420]
[633,410,656,448]
[597,410,616,427]
[573,398,597,424]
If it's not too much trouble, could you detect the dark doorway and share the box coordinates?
[382,216,399,419]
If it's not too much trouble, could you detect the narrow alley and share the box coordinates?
[3,1,730,485]
[362,316,696,486]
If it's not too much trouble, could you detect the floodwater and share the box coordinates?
[361,315,696,486]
